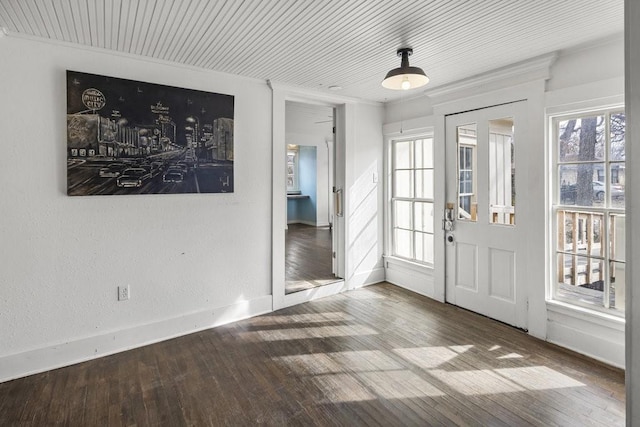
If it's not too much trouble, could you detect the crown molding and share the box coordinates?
[424,52,558,106]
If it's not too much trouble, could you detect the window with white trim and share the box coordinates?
[390,137,434,265]
[286,145,299,193]
[551,108,625,315]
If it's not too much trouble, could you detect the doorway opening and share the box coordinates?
[285,101,341,294]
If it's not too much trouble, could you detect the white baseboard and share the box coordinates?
[349,267,385,289]
[0,295,273,383]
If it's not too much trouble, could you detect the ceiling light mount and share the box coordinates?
[382,47,429,91]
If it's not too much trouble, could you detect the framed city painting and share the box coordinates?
[66,70,234,195]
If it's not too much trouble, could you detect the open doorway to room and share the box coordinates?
[285,101,341,294]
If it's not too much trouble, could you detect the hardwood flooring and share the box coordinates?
[285,224,339,294]
[0,283,625,426]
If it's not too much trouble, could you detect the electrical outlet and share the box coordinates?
[118,285,130,301]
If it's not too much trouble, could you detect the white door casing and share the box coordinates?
[270,83,349,310]
[445,101,528,329]
[332,108,345,278]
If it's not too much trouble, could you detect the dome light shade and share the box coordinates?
[382,48,429,90]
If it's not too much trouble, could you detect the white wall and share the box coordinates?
[382,35,625,367]
[346,103,386,288]
[0,36,273,381]
[547,35,624,92]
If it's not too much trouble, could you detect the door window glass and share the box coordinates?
[457,124,477,221]
[488,118,515,225]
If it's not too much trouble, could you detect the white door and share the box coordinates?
[445,102,528,329]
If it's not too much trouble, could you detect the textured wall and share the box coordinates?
[0,35,272,361]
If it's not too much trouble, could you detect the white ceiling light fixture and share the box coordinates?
[381,48,429,90]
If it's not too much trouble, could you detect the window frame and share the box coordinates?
[550,106,625,316]
[388,135,435,267]
[286,145,300,194]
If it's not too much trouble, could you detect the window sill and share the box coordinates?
[546,299,625,331]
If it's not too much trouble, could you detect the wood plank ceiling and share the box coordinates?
[0,0,624,103]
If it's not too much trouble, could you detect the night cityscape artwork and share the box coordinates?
[66,70,234,196]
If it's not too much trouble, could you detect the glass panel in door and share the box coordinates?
[488,117,515,225]
[457,124,477,221]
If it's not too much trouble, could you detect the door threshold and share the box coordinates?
[281,280,346,308]
[285,278,342,295]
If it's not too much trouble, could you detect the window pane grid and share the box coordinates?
[391,138,434,265]
[552,109,625,314]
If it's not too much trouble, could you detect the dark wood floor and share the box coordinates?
[285,223,339,294]
[0,283,625,426]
